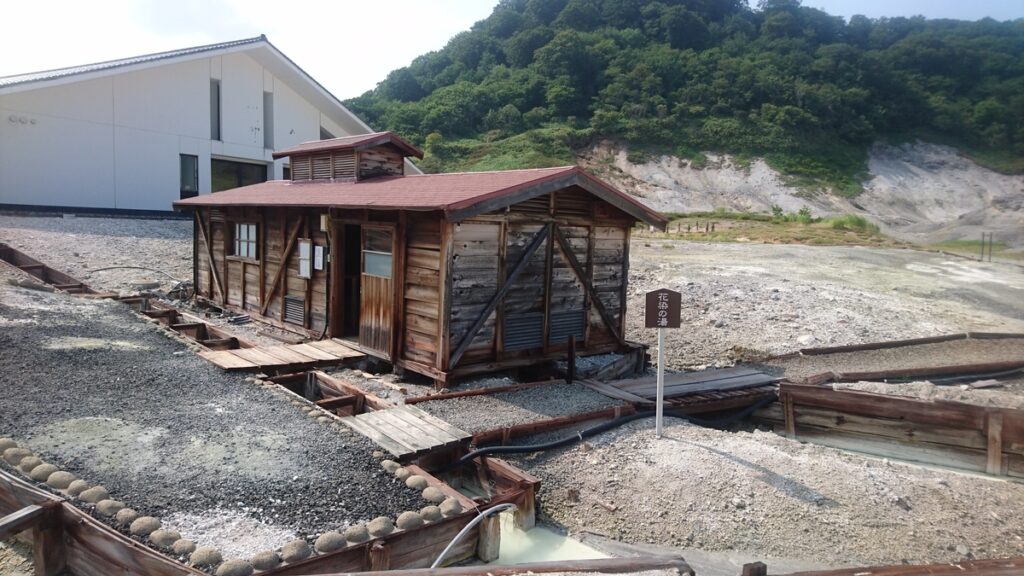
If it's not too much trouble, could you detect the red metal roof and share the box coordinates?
[173,166,666,228]
[271,131,423,159]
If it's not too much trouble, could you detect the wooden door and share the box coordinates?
[359,225,395,358]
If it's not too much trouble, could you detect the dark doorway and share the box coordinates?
[342,224,362,338]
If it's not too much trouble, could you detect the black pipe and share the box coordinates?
[451,395,777,469]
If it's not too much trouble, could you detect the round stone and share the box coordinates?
[314,531,346,553]
[172,539,197,555]
[367,517,394,538]
[129,516,161,537]
[280,539,311,563]
[405,475,428,490]
[2,447,31,465]
[396,511,424,530]
[420,506,443,522]
[29,463,59,482]
[394,467,411,481]
[372,450,384,459]
[306,410,320,418]
[342,524,370,544]
[316,416,331,424]
[79,486,110,504]
[422,486,446,504]
[0,438,16,452]
[380,460,400,473]
[190,546,223,566]
[95,499,125,516]
[66,479,90,496]
[46,471,76,489]
[216,559,254,576]
[149,529,181,549]
[250,550,281,571]
[440,498,463,517]
[17,456,43,473]
[115,508,139,526]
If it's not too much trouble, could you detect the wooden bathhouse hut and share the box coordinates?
[174,132,666,384]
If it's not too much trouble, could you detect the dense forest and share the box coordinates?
[345,0,1024,194]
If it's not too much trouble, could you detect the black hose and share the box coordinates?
[451,394,777,469]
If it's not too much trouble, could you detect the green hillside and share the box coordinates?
[345,0,1024,194]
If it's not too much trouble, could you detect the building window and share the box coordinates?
[179,154,199,199]
[211,159,267,192]
[233,223,258,259]
[263,91,274,149]
[319,126,335,140]
[298,239,312,279]
[282,165,291,180]
[210,79,221,141]
[362,228,393,279]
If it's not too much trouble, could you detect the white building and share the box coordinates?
[0,35,408,213]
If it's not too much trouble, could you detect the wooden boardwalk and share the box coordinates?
[198,338,365,371]
[587,366,780,415]
[340,405,472,461]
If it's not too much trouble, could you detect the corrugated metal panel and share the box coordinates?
[283,295,305,325]
[549,309,585,344]
[504,312,544,351]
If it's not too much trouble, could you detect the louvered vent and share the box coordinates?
[283,295,305,325]
[312,155,332,180]
[549,309,585,344]
[333,150,356,179]
[555,189,592,219]
[292,157,311,180]
[504,312,544,351]
[209,209,225,222]
[510,195,550,215]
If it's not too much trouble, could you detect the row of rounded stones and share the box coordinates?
[1,439,211,570]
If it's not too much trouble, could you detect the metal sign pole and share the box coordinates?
[656,327,665,438]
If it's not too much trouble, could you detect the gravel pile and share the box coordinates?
[0,284,423,549]
[416,383,623,434]
[512,418,1024,566]
[765,338,1024,381]
[624,242,1024,370]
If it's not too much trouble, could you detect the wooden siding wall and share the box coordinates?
[402,218,443,367]
[290,150,356,181]
[449,222,501,365]
[358,145,405,179]
[443,187,632,368]
[194,207,330,337]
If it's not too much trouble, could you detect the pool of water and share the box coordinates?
[493,512,608,565]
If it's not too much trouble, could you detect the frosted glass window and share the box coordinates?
[298,239,312,279]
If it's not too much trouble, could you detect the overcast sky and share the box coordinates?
[1,1,1020,100]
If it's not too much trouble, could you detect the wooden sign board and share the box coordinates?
[645,289,681,329]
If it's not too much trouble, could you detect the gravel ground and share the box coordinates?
[833,381,1024,409]
[0,539,34,576]
[510,418,1024,567]
[763,338,1024,381]
[627,241,1024,370]
[0,282,423,556]
[416,383,624,434]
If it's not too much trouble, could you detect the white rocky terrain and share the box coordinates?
[584,141,1024,248]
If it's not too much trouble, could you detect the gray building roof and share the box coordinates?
[0,36,265,88]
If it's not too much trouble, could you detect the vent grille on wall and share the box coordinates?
[283,295,306,325]
[503,312,544,351]
[312,155,332,180]
[333,150,356,179]
[292,157,311,180]
[549,309,585,344]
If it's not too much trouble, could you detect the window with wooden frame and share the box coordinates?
[298,239,312,279]
[362,228,393,279]
[232,223,258,260]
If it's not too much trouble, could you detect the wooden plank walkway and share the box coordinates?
[610,366,780,399]
[339,405,473,461]
[198,338,365,371]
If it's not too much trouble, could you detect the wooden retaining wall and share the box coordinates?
[757,382,1024,478]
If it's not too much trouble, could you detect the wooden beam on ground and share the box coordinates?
[0,504,47,540]
[473,404,635,445]
[449,223,551,369]
[553,224,623,345]
[330,554,694,576]
[261,216,304,316]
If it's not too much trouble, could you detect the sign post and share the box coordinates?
[645,288,681,438]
